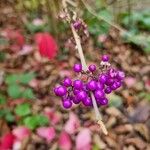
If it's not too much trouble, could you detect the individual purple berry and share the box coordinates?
[76,91,87,100]
[72,96,81,104]
[63,77,72,87]
[54,86,67,97]
[94,90,105,99]
[88,64,96,72]
[62,99,72,109]
[99,74,108,84]
[73,89,80,95]
[82,97,92,106]
[105,78,114,86]
[97,82,104,90]
[87,80,97,91]
[73,63,82,73]
[108,68,117,78]
[102,55,109,62]
[73,79,83,90]
[104,87,112,94]
[110,83,118,90]
[97,98,108,105]
[115,81,122,88]
[73,20,82,30]
[117,71,125,80]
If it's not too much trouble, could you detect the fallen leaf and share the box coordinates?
[58,131,72,150]
[76,128,91,150]
[64,112,80,134]
[36,127,55,142]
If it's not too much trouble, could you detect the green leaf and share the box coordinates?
[0,94,6,104]
[22,88,35,99]
[108,94,123,108]
[8,84,22,99]
[5,113,15,122]
[23,115,48,130]
[93,144,101,150]
[15,103,31,117]
[5,72,35,85]
[0,52,6,62]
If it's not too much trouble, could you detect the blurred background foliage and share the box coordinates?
[9,0,150,53]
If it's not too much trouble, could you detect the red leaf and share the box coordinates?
[34,32,58,59]
[0,133,15,150]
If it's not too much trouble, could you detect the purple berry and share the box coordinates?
[87,80,97,91]
[73,20,82,29]
[117,71,125,80]
[110,83,118,90]
[82,97,92,106]
[73,64,82,73]
[99,74,108,84]
[73,89,80,95]
[97,82,104,90]
[88,64,96,72]
[97,98,108,105]
[102,55,109,62]
[115,81,122,88]
[94,90,105,99]
[105,78,114,86]
[72,96,81,104]
[76,91,87,100]
[104,87,112,94]
[108,68,117,78]
[63,77,72,87]
[55,86,67,97]
[73,79,83,90]
[62,100,72,109]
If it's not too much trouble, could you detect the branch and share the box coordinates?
[62,0,108,135]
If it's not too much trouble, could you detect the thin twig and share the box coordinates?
[62,0,108,135]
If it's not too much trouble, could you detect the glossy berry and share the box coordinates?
[105,78,114,86]
[97,82,104,90]
[116,81,122,88]
[76,91,87,100]
[117,71,125,80]
[73,79,83,90]
[73,64,82,73]
[88,64,96,72]
[99,74,108,84]
[63,77,72,87]
[73,89,80,95]
[98,98,108,105]
[54,86,67,97]
[94,90,105,99]
[62,99,72,109]
[102,55,109,62]
[72,96,81,104]
[110,83,118,90]
[87,80,97,91]
[82,97,92,106]
[104,87,112,94]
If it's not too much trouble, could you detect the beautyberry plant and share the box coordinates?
[53,0,125,135]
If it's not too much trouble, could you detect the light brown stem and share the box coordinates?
[62,0,108,135]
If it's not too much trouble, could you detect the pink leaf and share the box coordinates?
[64,112,80,134]
[12,126,30,141]
[124,77,136,88]
[44,108,61,125]
[58,131,72,150]
[34,32,58,59]
[37,127,55,142]
[0,133,15,150]
[76,128,91,150]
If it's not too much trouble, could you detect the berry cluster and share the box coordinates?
[54,55,125,109]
